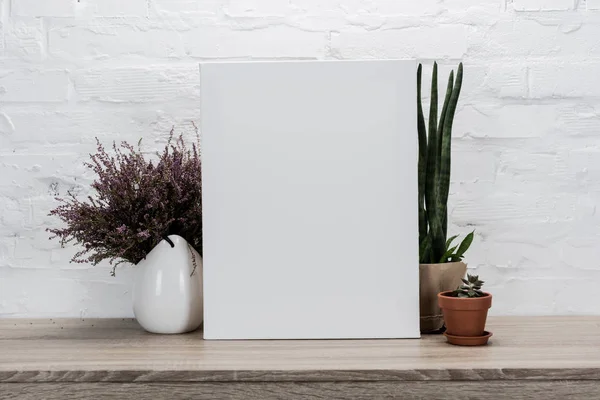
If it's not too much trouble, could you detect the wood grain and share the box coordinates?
[2,381,600,400]
[1,317,600,384]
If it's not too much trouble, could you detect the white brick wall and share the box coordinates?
[513,0,575,11]
[1,0,600,317]
[589,0,600,10]
[12,0,76,17]
[0,70,69,102]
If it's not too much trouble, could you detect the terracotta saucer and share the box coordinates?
[444,331,493,346]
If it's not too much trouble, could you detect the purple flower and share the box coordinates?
[47,125,203,276]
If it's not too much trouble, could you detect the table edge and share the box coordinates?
[1,368,599,383]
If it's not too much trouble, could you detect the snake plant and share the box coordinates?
[417,62,473,264]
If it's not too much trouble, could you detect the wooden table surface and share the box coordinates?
[1,316,599,399]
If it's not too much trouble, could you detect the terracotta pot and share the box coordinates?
[419,262,467,333]
[438,291,492,337]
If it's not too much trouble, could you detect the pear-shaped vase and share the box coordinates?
[133,235,203,334]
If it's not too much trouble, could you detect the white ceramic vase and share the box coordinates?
[133,235,203,334]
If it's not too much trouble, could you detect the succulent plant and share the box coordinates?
[417,62,473,264]
[452,274,485,298]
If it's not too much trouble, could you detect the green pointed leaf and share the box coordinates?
[419,234,433,263]
[417,64,427,163]
[418,202,427,252]
[428,211,445,261]
[445,234,458,250]
[456,231,474,258]
[424,63,445,261]
[436,71,454,239]
[420,63,465,263]
[438,63,463,213]
[417,65,428,246]
[429,62,438,159]
[439,245,457,264]
[437,71,454,154]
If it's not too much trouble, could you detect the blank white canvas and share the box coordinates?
[200,60,419,339]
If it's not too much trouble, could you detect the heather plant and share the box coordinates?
[48,127,202,276]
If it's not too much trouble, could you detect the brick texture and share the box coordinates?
[512,0,575,11]
[1,0,600,317]
[12,0,76,17]
[588,0,600,10]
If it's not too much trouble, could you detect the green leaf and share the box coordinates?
[417,64,428,247]
[421,63,464,262]
[445,234,459,250]
[437,71,455,154]
[419,234,433,263]
[424,63,446,261]
[417,64,427,163]
[456,231,475,258]
[418,203,427,254]
[429,62,438,162]
[439,245,457,264]
[436,71,454,239]
[438,63,463,213]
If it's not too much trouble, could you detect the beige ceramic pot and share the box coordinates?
[419,262,467,333]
